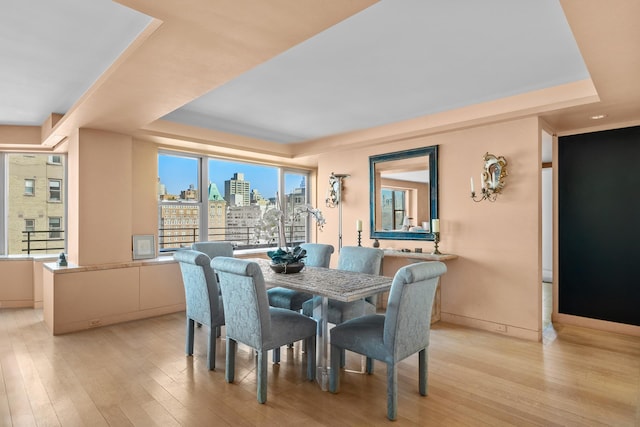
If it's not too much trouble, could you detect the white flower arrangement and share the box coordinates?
[254,197,325,265]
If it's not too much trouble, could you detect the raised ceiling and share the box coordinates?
[1,0,639,149]
[163,0,588,143]
[0,0,150,126]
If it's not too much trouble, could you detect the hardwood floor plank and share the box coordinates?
[2,308,639,426]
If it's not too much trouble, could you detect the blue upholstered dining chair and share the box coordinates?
[302,246,384,366]
[302,246,384,324]
[267,243,334,311]
[191,241,234,259]
[329,261,447,420]
[191,242,233,332]
[174,250,225,370]
[211,257,317,404]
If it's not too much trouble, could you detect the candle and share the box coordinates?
[480,173,485,190]
[431,219,440,233]
[470,176,475,193]
[356,219,363,232]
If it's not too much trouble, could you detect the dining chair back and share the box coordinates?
[300,243,334,268]
[211,257,317,404]
[329,261,447,420]
[191,241,234,259]
[173,249,225,370]
[267,243,334,311]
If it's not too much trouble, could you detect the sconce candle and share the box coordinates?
[356,219,363,232]
[470,177,475,193]
[431,219,440,233]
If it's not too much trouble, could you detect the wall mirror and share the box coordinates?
[369,146,438,241]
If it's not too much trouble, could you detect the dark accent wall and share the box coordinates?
[559,125,640,326]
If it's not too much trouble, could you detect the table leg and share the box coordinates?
[312,295,330,390]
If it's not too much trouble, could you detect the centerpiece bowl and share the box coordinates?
[269,262,305,274]
[267,246,306,274]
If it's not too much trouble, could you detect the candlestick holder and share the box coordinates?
[431,232,442,255]
[357,230,362,247]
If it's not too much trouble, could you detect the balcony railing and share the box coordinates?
[22,230,65,255]
[158,225,306,252]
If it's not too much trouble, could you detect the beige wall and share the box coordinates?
[68,129,134,265]
[317,117,541,340]
[132,139,159,236]
[0,259,34,307]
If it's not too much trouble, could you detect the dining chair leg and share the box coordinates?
[186,318,195,356]
[207,328,216,370]
[419,348,427,396]
[329,344,341,393]
[340,348,346,368]
[386,362,398,421]
[216,325,221,338]
[366,357,374,374]
[226,338,236,383]
[257,350,268,404]
[273,347,280,364]
[306,337,316,381]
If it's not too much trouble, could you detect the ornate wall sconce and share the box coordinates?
[470,152,508,202]
[326,172,350,249]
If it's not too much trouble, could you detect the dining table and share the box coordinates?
[251,257,393,390]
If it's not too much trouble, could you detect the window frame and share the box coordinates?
[48,217,62,238]
[2,152,67,256]
[25,219,36,232]
[158,151,203,252]
[24,178,35,196]
[158,151,311,253]
[48,155,62,165]
[48,179,62,202]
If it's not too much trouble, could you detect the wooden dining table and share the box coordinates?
[251,257,393,390]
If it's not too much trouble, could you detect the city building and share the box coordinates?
[225,204,262,247]
[6,153,65,255]
[224,172,250,207]
[206,182,227,241]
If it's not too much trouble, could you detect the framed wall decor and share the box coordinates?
[132,234,156,260]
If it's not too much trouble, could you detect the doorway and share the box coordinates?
[541,130,553,329]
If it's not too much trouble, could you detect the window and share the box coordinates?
[381,188,407,230]
[158,153,200,251]
[49,179,61,201]
[284,172,309,246]
[49,217,61,238]
[48,155,62,164]
[158,152,310,252]
[4,153,67,255]
[24,179,35,196]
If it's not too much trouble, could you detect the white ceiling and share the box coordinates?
[1,0,590,144]
[163,0,589,143]
[0,0,151,126]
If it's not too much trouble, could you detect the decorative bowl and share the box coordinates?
[269,262,305,274]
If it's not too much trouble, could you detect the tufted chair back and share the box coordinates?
[299,243,334,267]
[174,249,225,370]
[191,241,234,259]
[384,261,447,361]
[337,246,383,274]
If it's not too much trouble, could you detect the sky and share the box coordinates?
[158,155,304,198]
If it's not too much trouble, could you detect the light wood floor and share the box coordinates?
[1,309,639,426]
